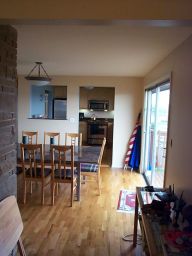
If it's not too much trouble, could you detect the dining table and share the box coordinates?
[17,144,102,201]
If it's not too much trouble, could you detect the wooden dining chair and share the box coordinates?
[17,131,38,175]
[22,131,38,144]
[80,137,106,195]
[44,132,60,169]
[0,196,26,256]
[20,143,51,205]
[65,133,82,170]
[44,132,60,147]
[65,133,82,146]
[43,132,60,159]
[51,145,77,206]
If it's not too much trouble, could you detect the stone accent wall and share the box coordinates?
[0,25,17,200]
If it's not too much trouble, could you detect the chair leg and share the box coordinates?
[71,184,73,207]
[23,180,27,204]
[97,174,101,196]
[41,183,45,205]
[81,175,86,184]
[17,237,26,256]
[56,183,59,195]
[52,182,55,205]
[30,181,33,194]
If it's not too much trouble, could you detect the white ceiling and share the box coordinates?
[15,25,192,77]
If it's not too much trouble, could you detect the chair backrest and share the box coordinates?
[44,132,60,145]
[22,131,38,144]
[44,132,60,153]
[51,145,74,181]
[65,133,82,146]
[20,143,44,179]
[98,137,106,165]
[0,196,24,256]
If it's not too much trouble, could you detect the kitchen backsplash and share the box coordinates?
[79,109,114,119]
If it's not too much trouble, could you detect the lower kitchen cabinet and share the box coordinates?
[107,122,113,147]
[79,121,87,145]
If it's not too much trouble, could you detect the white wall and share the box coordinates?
[18,75,143,168]
[144,35,192,203]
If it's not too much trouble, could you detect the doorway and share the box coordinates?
[142,80,170,187]
[79,86,115,167]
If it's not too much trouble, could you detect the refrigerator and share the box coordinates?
[53,98,67,119]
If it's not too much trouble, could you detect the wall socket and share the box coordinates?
[69,117,75,123]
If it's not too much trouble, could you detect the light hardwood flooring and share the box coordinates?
[17,167,146,256]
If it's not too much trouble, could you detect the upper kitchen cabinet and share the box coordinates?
[54,86,67,98]
[80,87,115,110]
[79,87,88,109]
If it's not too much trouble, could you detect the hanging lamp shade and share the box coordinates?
[25,62,51,86]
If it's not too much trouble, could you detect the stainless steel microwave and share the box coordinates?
[88,100,109,111]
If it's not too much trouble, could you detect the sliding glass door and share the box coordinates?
[143,81,170,187]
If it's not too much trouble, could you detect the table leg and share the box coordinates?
[133,194,139,247]
[77,162,81,201]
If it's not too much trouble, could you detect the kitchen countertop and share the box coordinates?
[79,118,113,123]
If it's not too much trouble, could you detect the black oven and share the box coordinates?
[87,122,107,145]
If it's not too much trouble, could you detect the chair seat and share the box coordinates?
[54,169,77,180]
[26,168,51,178]
[80,163,99,173]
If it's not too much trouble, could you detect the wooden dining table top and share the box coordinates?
[17,144,101,165]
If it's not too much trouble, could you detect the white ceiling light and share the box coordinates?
[25,61,51,86]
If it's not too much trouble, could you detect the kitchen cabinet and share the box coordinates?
[79,121,87,145]
[107,122,113,146]
[79,88,88,109]
[54,86,67,98]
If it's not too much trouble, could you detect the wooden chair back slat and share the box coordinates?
[98,137,106,165]
[22,131,38,144]
[65,133,82,146]
[20,144,44,179]
[51,145,74,180]
[80,137,106,196]
[44,132,60,150]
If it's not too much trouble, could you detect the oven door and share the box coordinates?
[87,123,107,145]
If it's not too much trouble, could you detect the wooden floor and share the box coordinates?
[17,167,146,256]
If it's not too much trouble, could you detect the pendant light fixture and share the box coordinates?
[25,61,51,86]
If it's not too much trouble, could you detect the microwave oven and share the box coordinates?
[88,100,109,111]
